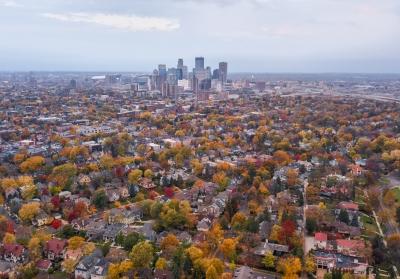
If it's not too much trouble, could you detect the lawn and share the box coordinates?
[389,187,400,203]
[360,214,379,238]
[379,177,390,185]
[355,187,366,205]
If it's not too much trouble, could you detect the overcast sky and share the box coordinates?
[1,0,400,72]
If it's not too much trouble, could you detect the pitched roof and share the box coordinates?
[336,239,365,250]
[315,232,328,242]
[338,202,359,211]
[46,239,67,254]
[36,259,52,270]
[3,244,24,257]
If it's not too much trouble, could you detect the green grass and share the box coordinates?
[379,177,390,185]
[360,214,379,238]
[355,188,366,205]
[389,187,400,203]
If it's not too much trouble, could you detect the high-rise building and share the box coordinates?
[212,69,220,80]
[206,66,212,79]
[158,64,167,90]
[195,57,205,70]
[219,62,228,84]
[177,58,184,68]
[182,66,188,79]
[69,79,77,89]
[177,59,184,80]
[167,68,177,85]
[158,64,167,78]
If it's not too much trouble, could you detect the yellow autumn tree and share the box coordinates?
[1,178,18,191]
[28,237,42,260]
[62,259,78,273]
[68,236,85,250]
[277,256,302,279]
[186,246,204,262]
[128,169,143,184]
[231,212,246,229]
[160,234,179,255]
[18,202,40,222]
[304,255,316,273]
[2,233,16,244]
[219,238,237,260]
[155,257,168,270]
[19,156,45,173]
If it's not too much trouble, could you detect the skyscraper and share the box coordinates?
[218,62,228,84]
[182,66,188,79]
[177,58,184,69]
[158,64,167,90]
[177,59,184,80]
[158,64,167,78]
[195,57,205,70]
[212,69,220,80]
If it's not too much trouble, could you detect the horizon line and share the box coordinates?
[1,70,400,75]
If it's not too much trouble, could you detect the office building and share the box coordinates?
[219,62,228,84]
[195,57,205,70]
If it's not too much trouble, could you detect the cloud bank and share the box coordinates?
[42,12,180,32]
[0,0,23,8]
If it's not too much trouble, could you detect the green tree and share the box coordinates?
[396,207,400,224]
[306,218,317,234]
[93,190,108,209]
[338,209,350,224]
[123,232,143,251]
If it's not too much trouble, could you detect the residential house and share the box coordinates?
[138,223,157,242]
[349,164,363,176]
[108,206,143,225]
[197,218,212,232]
[103,224,124,243]
[105,188,120,202]
[336,239,365,257]
[65,248,84,262]
[2,244,26,263]
[177,231,192,244]
[44,239,67,261]
[253,241,289,256]
[71,218,91,231]
[33,210,53,227]
[78,174,91,186]
[75,250,109,279]
[4,188,19,201]
[139,178,156,190]
[105,248,128,264]
[314,232,328,249]
[314,250,368,275]
[36,259,52,272]
[86,219,107,240]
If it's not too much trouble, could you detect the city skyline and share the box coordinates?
[0,0,400,73]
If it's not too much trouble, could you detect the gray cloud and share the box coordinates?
[41,12,180,32]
